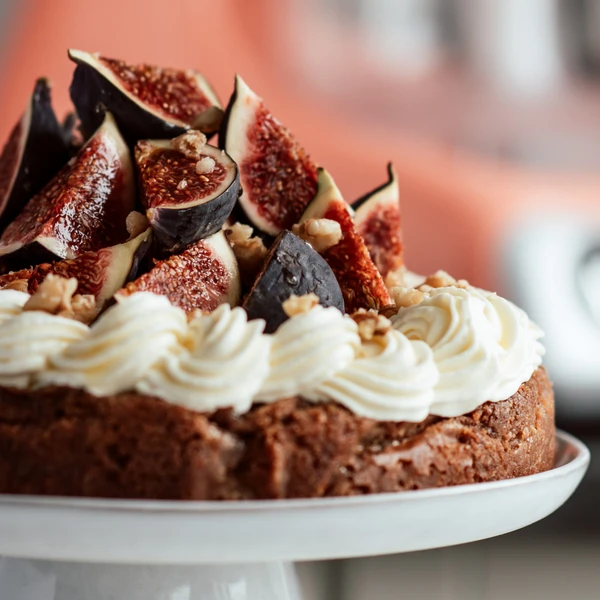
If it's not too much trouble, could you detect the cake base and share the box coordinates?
[0,368,555,500]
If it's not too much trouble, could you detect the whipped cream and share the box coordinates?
[305,329,439,421]
[137,304,271,413]
[0,281,545,422]
[256,305,361,401]
[40,293,189,396]
[392,286,544,417]
[0,311,88,388]
[0,289,29,325]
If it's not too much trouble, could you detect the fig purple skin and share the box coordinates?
[242,230,344,333]
[136,138,240,254]
[68,49,223,145]
[219,75,318,236]
[0,79,70,236]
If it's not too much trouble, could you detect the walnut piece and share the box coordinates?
[171,130,207,159]
[350,309,392,341]
[282,293,320,317]
[225,223,268,286]
[196,157,216,175]
[23,275,97,324]
[2,278,29,293]
[125,211,149,238]
[391,286,425,308]
[422,270,457,289]
[292,218,342,253]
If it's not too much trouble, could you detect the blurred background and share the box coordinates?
[0,0,598,597]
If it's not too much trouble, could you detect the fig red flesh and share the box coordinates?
[353,163,403,277]
[116,231,241,312]
[99,57,216,124]
[0,112,134,264]
[300,169,391,312]
[0,229,152,312]
[221,75,318,235]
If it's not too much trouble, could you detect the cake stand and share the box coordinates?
[0,430,589,600]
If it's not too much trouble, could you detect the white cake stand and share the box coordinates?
[0,430,589,600]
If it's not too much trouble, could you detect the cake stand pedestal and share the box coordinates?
[0,430,589,600]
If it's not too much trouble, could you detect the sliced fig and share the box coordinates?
[135,132,240,253]
[0,79,69,235]
[0,112,135,268]
[0,228,152,314]
[299,169,391,313]
[353,163,403,277]
[242,230,344,333]
[220,75,318,236]
[68,49,223,144]
[116,231,241,312]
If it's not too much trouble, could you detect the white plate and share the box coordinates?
[0,430,589,565]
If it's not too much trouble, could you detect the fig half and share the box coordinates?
[353,163,403,277]
[0,228,152,315]
[136,133,240,253]
[0,79,69,235]
[299,169,391,312]
[69,49,223,144]
[242,230,344,333]
[116,231,241,312]
[220,75,318,236]
[0,112,135,268]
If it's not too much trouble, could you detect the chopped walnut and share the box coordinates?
[23,275,97,324]
[350,309,392,341]
[2,278,29,293]
[282,293,320,318]
[391,286,425,308]
[196,157,216,175]
[292,218,342,253]
[385,268,406,291]
[422,270,456,289]
[171,130,207,159]
[225,223,268,286]
[135,140,155,163]
[125,211,149,238]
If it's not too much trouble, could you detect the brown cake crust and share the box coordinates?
[0,368,555,500]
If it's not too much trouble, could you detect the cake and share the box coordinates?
[0,50,554,500]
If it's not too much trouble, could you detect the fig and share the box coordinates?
[353,163,403,277]
[242,230,344,333]
[116,231,241,312]
[220,75,318,236]
[0,228,152,314]
[299,169,391,313]
[0,112,135,268]
[135,132,240,253]
[68,49,223,144]
[0,79,69,235]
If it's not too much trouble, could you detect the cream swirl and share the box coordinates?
[137,304,271,413]
[305,329,439,421]
[392,286,544,416]
[39,293,188,396]
[0,311,88,388]
[0,289,29,325]
[256,305,361,401]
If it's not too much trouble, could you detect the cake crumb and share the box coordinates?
[171,130,207,159]
[23,275,97,324]
[125,211,149,238]
[282,293,320,317]
[292,218,342,253]
[350,309,391,341]
[391,287,425,308]
[225,223,268,286]
[196,157,216,175]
